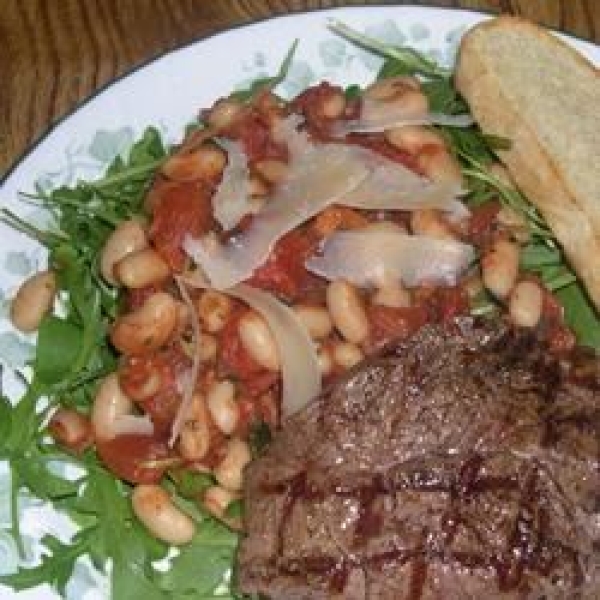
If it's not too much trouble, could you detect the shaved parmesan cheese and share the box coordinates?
[212,139,251,231]
[229,284,321,417]
[340,153,464,211]
[336,97,473,134]
[306,228,475,288]
[169,277,203,446]
[184,143,370,289]
[111,415,154,438]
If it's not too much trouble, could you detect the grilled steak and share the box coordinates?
[237,319,600,599]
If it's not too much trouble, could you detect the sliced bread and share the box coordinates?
[455,16,600,309]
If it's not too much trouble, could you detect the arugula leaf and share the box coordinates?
[0,533,88,594]
[34,316,83,385]
[231,41,298,102]
[329,20,450,79]
[155,519,239,598]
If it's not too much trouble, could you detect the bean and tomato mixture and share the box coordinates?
[13,74,574,543]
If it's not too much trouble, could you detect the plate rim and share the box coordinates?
[2,3,599,186]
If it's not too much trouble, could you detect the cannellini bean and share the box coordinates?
[248,174,269,198]
[206,98,243,130]
[207,380,239,435]
[197,291,231,333]
[411,208,455,240]
[91,373,153,441]
[326,280,370,344]
[203,485,241,528]
[372,279,411,308]
[416,146,463,187]
[198,333,218,362]
[178,393,211,462]
[48,408,92,453]
[100,218,148,285]
[120,361,163,401]
[238,311,280,371]
[363,75,421,100]
[111,292,178,355]
[482,239,520,299]
[509,281,543,328]
[332,342,364,370]
[253,159,289,185]
[316,343,333,377]
[293,304,333,340]
[131,484,195,545]
[496,206,530,244]
[114,247,170,289]
[321,90,346,119]
[161,144,227,182]
[10,270,57,333]
[385,125,444,154]
[213,438,252,492]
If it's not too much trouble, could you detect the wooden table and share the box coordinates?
[2,0,598,176]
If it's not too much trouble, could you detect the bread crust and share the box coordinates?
[455,16,600,309]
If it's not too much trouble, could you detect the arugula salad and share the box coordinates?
[1,20,599,600]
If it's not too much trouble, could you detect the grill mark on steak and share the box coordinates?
[238,319,600,599]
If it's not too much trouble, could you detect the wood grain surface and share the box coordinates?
[1,0,599,176]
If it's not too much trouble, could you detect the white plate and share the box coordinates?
[1,5,598,599]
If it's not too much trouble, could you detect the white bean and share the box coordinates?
[111,292,178,355]
[178,393,211,461]
[411,208,455,240]
[100,218,148,285]
[363,75,421,101]
[213,438,252,492]
[10,270,57,333]
[161,145,226,182]
[197,291,231,333]
[207,380,239,435]
[131,484,195,545]
[316,344,333,377]
[385,125,444,154]
[238,312,280,371]
[509,281,543,328]
[206,98,243,130]
[482,239,520,299]
[321,90,346,119]
[326,280,369,344]
[293,304,333,340]
[253,159,289,185]
[372,279,411,308]
[496,206,530,244]
[332,342,364,370]
[203,485,241,528]
[416,146,463,187]
[91,373,153,441]
[115,247,170,289]
[198,333,218,362]
[49,408,92,452]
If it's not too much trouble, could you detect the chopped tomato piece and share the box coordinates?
[96,434,171,484]
[367,304,429,349]
[149,181,213,271]
[431,286,470,322]
[225,108,286,162]
[468,201,501,244]
[218,307,265,381]
[246,229,321,299]
[345,132,420,173]
[291,81,345,136]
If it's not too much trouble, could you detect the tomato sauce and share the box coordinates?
[149,181,214,271]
